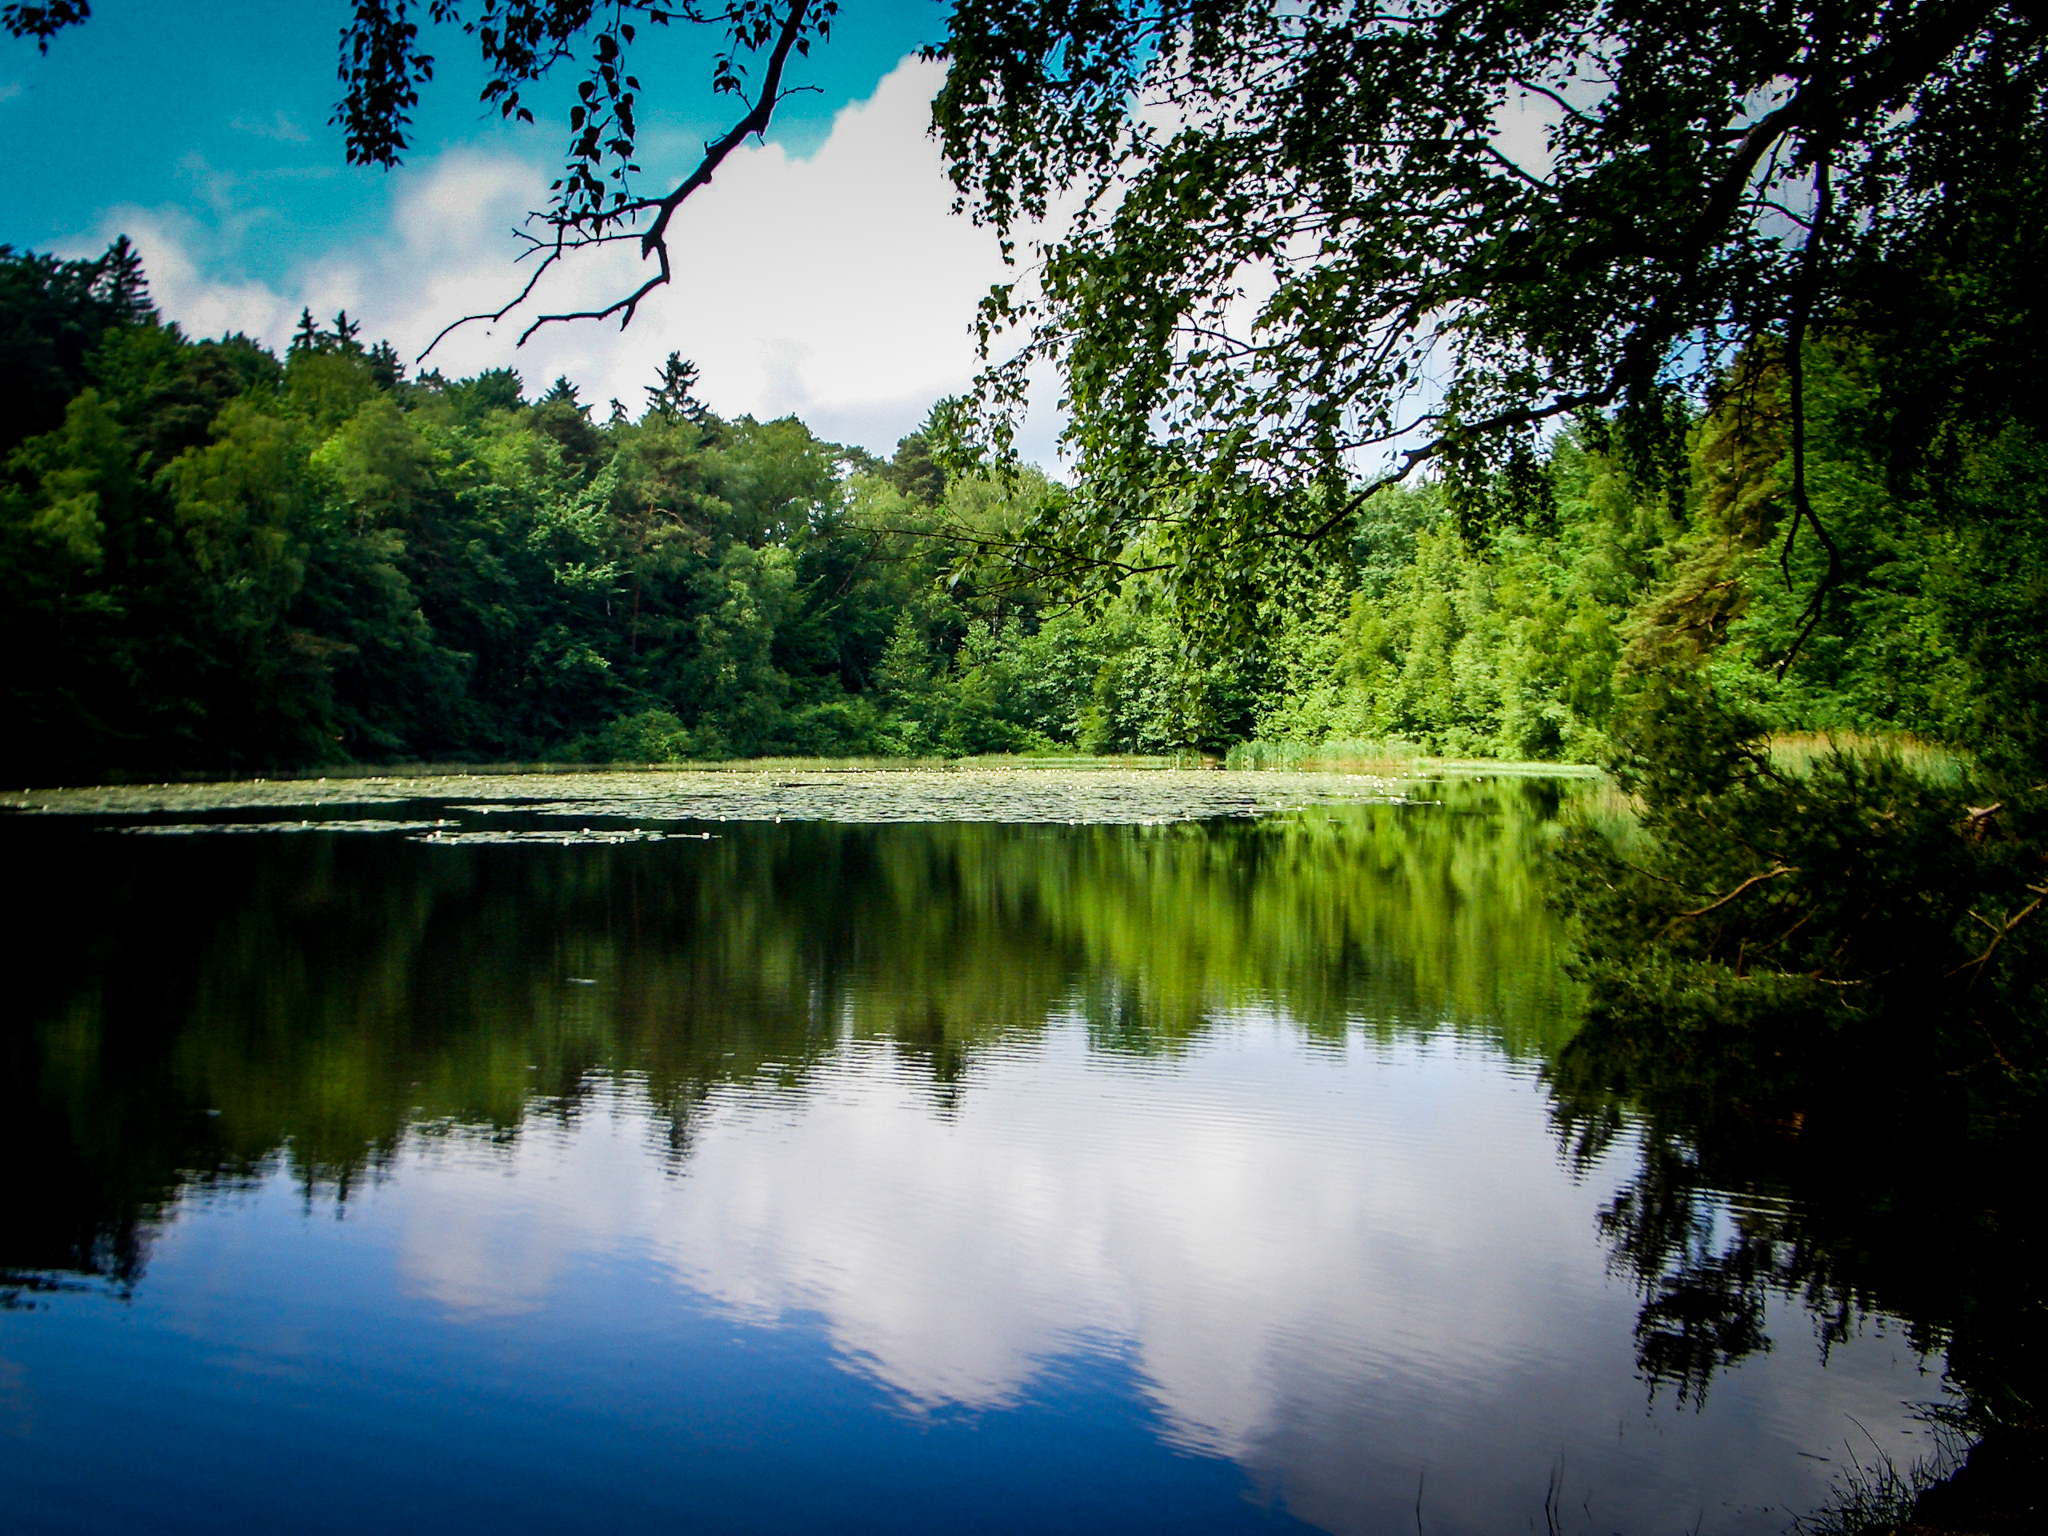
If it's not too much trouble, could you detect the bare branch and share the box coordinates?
[418,239,564,362]
[1661,864,1797,935]
[433,0,817,352]
[1775,151,1842,677]
[1948,885,2048,988]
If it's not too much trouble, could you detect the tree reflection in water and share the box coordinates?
[2,781,1572,1286]
[1547,1002,2045,1437]
[3,776,2037,1449]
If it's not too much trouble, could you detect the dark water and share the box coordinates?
[0,777,1977,1534]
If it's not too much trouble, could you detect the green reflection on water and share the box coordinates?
[2,778,1579,1283]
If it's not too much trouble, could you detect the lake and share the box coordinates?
[0,770,1957,1534]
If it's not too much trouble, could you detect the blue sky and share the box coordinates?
[0,1,1047,455]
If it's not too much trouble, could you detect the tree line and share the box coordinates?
[5,239,2011,786]
[0,239,1063,779]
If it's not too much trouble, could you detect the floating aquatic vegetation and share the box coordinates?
[409,828,692,846]
[120,819,455,836]
[0,757,1613,843]
[6,766,1450,827]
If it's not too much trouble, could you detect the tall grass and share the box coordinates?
[1226,738,1427,772]
[1766,731,1972,786]
[1225,737,1604,775]
[1563,731,1968,849]
[1787,1415,1967,1536]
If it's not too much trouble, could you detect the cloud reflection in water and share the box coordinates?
[389,1017,1935,1536]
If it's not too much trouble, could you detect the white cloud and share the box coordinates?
[76,56,1061,462]
[79,203,303,344]
[363,1019,1944,1536]
[1490,90,1567,183]
[230,108,311,144]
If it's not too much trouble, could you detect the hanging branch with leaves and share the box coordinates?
[361,1,840,353]
[928,0,2034,632]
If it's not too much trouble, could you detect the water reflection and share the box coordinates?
[0,778,2012,1534]
[3,783,1578,1285]
[1547,1003,2047,1439]
[352,1034,1931,1535]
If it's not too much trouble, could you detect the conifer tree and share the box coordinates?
[645,353,708,425]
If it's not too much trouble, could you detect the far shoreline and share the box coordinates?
[2,751,1606,800]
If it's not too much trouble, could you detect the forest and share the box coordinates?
[3,238,2010,785]
[5,0,2048,1522]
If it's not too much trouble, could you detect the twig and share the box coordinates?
[1662,864,1796,934]
[1947,884,2047,988]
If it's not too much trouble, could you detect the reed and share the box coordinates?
[1786,1417,1965,1536]
[1225,738,1426,772]
[1765,731,1971,786]
[1225,738,1605,777]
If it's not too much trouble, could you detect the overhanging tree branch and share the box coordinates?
[422,0,819,356]
[934,0,2025,615]
[1775,151,1843,677]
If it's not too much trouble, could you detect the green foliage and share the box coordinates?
[1547,282,2048,1088]
[1244,444,1673,760]
[0,245,1289,780]
[4,239,2040,815]
[1564,676,2042,1051]
[0,236,153,458]
[935,0,2044,639]
[0,245,892,777]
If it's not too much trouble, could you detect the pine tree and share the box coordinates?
[91,235,152,324]
[644,352,707,424]
[368,340,405,390]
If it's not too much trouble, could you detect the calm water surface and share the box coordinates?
[0,774,1951,1534]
